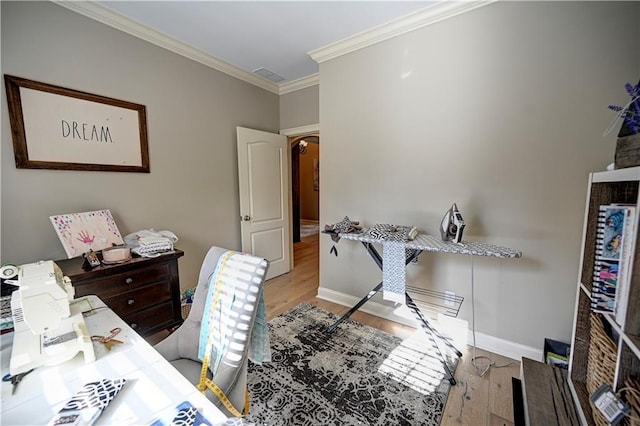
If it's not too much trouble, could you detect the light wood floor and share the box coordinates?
[266,232,521,426]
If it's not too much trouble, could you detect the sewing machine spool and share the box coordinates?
[0,265,19,281]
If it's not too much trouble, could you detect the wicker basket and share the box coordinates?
[181,303,192,320]
[620,376,640,426]
[587,312,618,426]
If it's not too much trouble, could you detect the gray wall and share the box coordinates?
[280,85,319,130]
[319,1,640,350]
[1,1,279,289]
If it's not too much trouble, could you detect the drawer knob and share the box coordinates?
[131,323,138,329]
[127,299,135,305]
[125,277,133,284]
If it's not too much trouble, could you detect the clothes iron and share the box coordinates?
[440,203,465,244]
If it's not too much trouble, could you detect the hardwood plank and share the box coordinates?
[442,347,491,426]
[489,353,521,421]
[521,357,580,426]
[488,412,514,426]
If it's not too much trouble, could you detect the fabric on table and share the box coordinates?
[366,224,415,303]
[323,216,363,242]
[171,406,199,426]
[150,400,249,426]
[56,378,126,411]
[367,224,413,241]
[382,241,406,303]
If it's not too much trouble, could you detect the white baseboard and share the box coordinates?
[317,286,542,362]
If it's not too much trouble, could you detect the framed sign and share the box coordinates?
[4,75,149,172]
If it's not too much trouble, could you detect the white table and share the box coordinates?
[1,296,228,425]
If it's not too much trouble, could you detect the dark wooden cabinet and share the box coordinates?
[56,250,184,336]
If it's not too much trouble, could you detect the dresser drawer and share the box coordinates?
[122,301,177,335]
[57,250,184,337]
[74,264,169,298]
[103,283,172,317]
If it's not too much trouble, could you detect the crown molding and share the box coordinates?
[280,124,320,137]
[53,1,494,95]
[309,0,497,64]
[52,1,280,95]
[279,73,319,95]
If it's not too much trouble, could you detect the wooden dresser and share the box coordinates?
[56,250,184,337]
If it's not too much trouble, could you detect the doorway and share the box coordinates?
[290,134,319,246]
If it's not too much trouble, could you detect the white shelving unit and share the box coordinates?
[569,166,640,425]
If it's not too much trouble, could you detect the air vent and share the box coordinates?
[252,67,285,83]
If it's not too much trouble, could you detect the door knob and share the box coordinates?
[242,215,251,221]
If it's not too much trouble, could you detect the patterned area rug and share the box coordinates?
[246,304,457,426]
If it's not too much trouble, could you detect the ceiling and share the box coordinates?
[89,1,435,86]
[57,1,493,93]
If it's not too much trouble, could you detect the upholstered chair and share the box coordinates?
[155,246,270,417]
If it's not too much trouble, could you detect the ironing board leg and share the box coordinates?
[405,294,463,357]
[325,282,383,334]
[405,294,460,385]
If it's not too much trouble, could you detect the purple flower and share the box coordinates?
[608,82,640,136]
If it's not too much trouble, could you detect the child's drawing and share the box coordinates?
[50,210,123,258]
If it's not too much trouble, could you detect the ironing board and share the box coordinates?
[325,229,522,385]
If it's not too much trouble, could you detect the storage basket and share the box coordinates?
[181,303,192,320]
[621,376,640,426]
[615,133,640,170]
[587,312,618,426]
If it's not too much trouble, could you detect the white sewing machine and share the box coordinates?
[9,260,95,375]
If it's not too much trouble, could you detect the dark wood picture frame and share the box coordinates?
[4,75,149,172]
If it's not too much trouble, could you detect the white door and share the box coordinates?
[237,127,290,279]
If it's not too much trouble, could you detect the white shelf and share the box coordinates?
[592,166,640,183]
